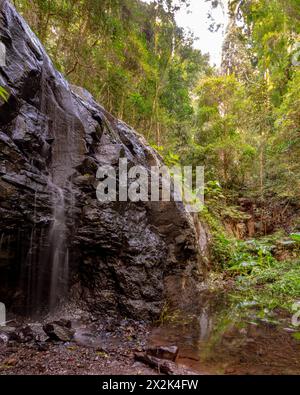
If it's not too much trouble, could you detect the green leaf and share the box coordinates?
[0,86,8,102]
[292,332,300,341]
[290,233,300,243]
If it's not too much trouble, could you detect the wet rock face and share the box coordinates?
[0,1,204,320]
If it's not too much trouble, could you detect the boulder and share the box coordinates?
[43,322,74,342]
[0,0,205,320]
[146,345,179,362]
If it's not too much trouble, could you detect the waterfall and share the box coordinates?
[21,183,69,316]
[17,62,78,316]
[29,66,74,315]
[48,183,69,312]
[0,302,5,326]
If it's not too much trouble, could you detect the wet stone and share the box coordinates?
[146,345,179,362]
[43,322,75,342]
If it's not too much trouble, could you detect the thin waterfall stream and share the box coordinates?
[27,62,76,315]
[21,182,70,316]
[47,183,69,312]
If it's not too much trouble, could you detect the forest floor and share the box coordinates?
[1,233,299,376]
[2,293,299,375]
[0,317,160,375]
[0,341,155,375]
[0,315,197,375]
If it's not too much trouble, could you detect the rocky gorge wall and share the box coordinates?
[0,0,206,320]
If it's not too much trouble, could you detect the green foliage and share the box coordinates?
[0,86,8,101]
[15,0,210,146]
[291,233,300,243]
[192,0,300,210]
[292,332,300,341]
[204,180,225,201]
[269,265,300,299]
[13,1,300,315]
[233,258,300,312]
[203,208,300,312]
[15,0,300,211]
[215,230,300,312]
[200,206,235,268]
[226,240,276,275]
[189,74,259,190]
[150,144,180,167]
[223,0,300,201]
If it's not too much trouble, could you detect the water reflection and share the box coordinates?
[150,292,300,375]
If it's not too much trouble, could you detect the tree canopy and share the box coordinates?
[14,0,300,218]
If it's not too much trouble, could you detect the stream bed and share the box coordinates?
[1,292,300,375]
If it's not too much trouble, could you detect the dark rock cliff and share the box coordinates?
[0,0,205,320]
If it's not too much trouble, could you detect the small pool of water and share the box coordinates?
[149,292,300,375]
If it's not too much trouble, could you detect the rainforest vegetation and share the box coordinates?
[11,0,300,312]
[1,0,299,375]
[10,0,300,201]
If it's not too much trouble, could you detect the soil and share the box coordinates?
[0,341,156,375]
[0,318,157,375]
